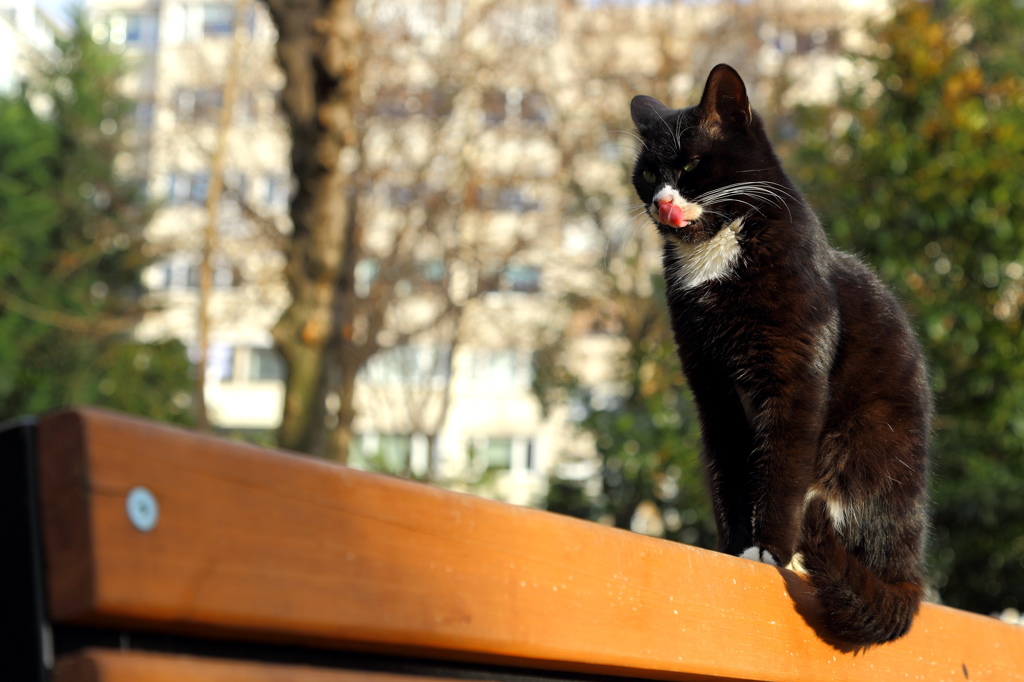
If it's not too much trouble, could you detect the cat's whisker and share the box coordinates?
[623,207,653,225]
[697,180,798,193]
[611,130,649,152]
[694,208,730,224]
[714,198,765,215]
[695,181,801,220]
[652,109,680,153]
[674,120,702,153]
[696,182,795,202]
[604,206,655,251]
[604,212,655,265]
[738,181,806,206]
[617,144,643,154]
[606,209,653,236]
[728,191,789,211]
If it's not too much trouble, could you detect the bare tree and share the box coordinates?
[327,0,568,465]
[258,0,361,454]
[195,0,252,430]
[248,0,556,461]
[254,0,873,462]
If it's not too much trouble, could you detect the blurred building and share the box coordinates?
[86,0,292,430]
[84,0,886,507]
[0,0,61,96]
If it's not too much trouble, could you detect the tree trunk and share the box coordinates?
[420,315,462,482]
[325,178,363,464]
[331,354,359,465]
[196,0,249,431]
[263,0,361,454]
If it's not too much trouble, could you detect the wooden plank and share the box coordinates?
[37,407,1024,682]
[52,649,476,682]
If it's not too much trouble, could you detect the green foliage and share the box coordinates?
[791,0,1024,613]
[0,13,192,424]
[541,272,716,549]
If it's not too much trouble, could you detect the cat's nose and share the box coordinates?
[658,200,689,228]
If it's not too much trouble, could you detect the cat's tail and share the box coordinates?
[798,499,924,647]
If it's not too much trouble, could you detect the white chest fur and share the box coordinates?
[669,217,745,290]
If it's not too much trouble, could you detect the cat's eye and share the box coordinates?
[642,170,657,184]
[683,157,701,172]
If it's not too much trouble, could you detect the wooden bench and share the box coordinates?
[2,407,1021,681]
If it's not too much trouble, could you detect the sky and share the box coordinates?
[36,0,79,26]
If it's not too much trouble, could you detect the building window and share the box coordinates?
[498,189,539,213]
[362,346,451,386]
[482,89,506,125]
[264,174,292,210]
[166,3,251,43]
[473,437,513,471]
[191,173,210,203]
[352,433,413,474]
[476,89,548,126]
[504,264,541,293]
[134,101,154,131]
[469,349,533,388]
[147,259,241,291]
[480,264,542,294]
[386,184,420,207]
[354,258,379,298]
[476,187,540,213]
[175,89,259,126]
[167,172,210,204]
[124,14,141,42]
[106,12,157,48]
[203,3,234,36]
[207,344,234,382]
[469,436,536,473]
[374,86,454,119]
[248,347,285,382]
[419,260,445,283]
[233,92,258,124]
[176,88,224,124]
[521,90,549,125]
[186,262,201,288]
[223,171,248,201]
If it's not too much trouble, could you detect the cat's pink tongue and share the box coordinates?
[658,202,689,228]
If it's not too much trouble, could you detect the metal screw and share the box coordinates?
[126,486,159,532]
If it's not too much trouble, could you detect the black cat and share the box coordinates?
[629,64,932,647]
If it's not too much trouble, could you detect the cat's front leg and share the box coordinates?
[685,363,759,556]
[740,376,827,568]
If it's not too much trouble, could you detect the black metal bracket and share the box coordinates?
[0,416,50,682]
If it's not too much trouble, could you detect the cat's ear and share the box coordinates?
[698,64,752,130]
[631,95,671,136]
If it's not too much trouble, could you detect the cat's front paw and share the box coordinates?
[739,546,779,566]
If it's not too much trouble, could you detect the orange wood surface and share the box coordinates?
[36,408,1024,682]
[52,649,475,682]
